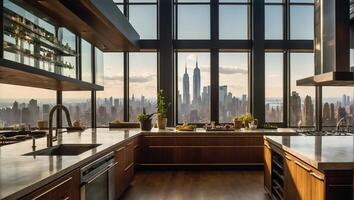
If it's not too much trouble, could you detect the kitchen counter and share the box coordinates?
[265,135,354,171]
[0,128,297,199]
[142,127,298,136]
[0,128,140,200]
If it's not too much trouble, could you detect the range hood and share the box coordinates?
[297,0,352,86]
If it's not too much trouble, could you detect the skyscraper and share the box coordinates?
[219,85,227,104]
[290,91,301,126]
[193,59,201,104]
[302,95,314,126]
[183,65,190,105]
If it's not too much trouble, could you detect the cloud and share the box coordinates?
[104,75,156,83]
[219,66,247,75]
[198,66,247,75]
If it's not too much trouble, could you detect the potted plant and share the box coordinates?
[233,116,243,129]
[238,113,254,128]
[156,90,170,129]
[137,108,154,131]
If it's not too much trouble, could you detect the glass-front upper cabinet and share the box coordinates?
[3,0,77,78]
[95,47,104,86]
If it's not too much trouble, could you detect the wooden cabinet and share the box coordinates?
[294,160,313,200]
[264,141,272,193]
[310,170,325,200]
[114,145,127,199]
[114,136,139,199]
[141,136,264,165]
[20,169,80,200]
[266,140,351,200]
[284,154,298,200]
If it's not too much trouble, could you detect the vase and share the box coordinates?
[233,120,243,129]
[157,118,167,129]
[139,119,152,131]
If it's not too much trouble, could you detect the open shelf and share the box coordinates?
[0,59,103,91]
[24,0,140,51]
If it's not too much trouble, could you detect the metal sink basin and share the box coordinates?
[23,144,101,156]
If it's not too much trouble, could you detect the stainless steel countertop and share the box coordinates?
[265,135,354,171]
[0,128,297,199]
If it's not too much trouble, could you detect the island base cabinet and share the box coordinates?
[266,140,352,200]
[114,137,139,199]
[141,136,264,165]
[20,169,80,200]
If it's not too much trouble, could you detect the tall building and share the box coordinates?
[302,95,314,126]
[183,65,190,105]
[290,91,301,126]
[192,59,201,104]
[219,85,227,104]
[342,94,347,106]
[42,104,50,121]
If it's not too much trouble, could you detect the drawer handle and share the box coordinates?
[63,197,70,200]
[116,147,125,152]
[33,177,73,200]
[264,143,271,149]
[295,161,311,172]
[310,172,324,181]
[124,163,134,171]
[328,184,353,187]
[285,155,292,161]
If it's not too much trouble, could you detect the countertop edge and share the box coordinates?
[264,136,354,171]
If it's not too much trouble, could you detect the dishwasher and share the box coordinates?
[80,152,117,200]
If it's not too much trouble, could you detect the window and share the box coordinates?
[0,84,56,127]
[95,48,104,86]
[63,91,91,127]
[59,28,77,78]
[176,3,210,39]
[219,52,249,122]
[81,39,92,83]
[290,5,314,39]
[97,53,124,126]
[265,52,283,123]
[219,4,249,40]
[322,87,353,126]
[129,4,157,39]
[265,3,283,39]
[290,53,315,127]
[177,52,210,123]
[129,52,157,122]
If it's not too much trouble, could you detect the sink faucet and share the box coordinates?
[336,116,353,133]
[48,104,72,147]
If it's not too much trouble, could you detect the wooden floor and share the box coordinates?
[120,169,269,200]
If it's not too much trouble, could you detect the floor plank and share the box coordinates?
[120,170,269,200]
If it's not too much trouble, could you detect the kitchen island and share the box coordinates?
[264,136,354,200]
[0,128,297,200]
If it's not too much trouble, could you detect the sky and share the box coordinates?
[0,1,352,106]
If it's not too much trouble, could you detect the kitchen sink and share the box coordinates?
[23,144,101,156]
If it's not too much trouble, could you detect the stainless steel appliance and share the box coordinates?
[296,130,353,136]
[80,152,117,200]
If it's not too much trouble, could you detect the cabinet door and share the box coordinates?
[310,171,325,200]
[294,160,312,200]
[264,141,272,193]
[114,145,126,199]
[284,154,299,200]
[125,140,135,184]
[20,169,80,200]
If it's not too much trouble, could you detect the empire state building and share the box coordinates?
[193,59,201,104]
[183,65,190,105]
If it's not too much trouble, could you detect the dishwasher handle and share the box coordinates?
[82,162,118,185]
